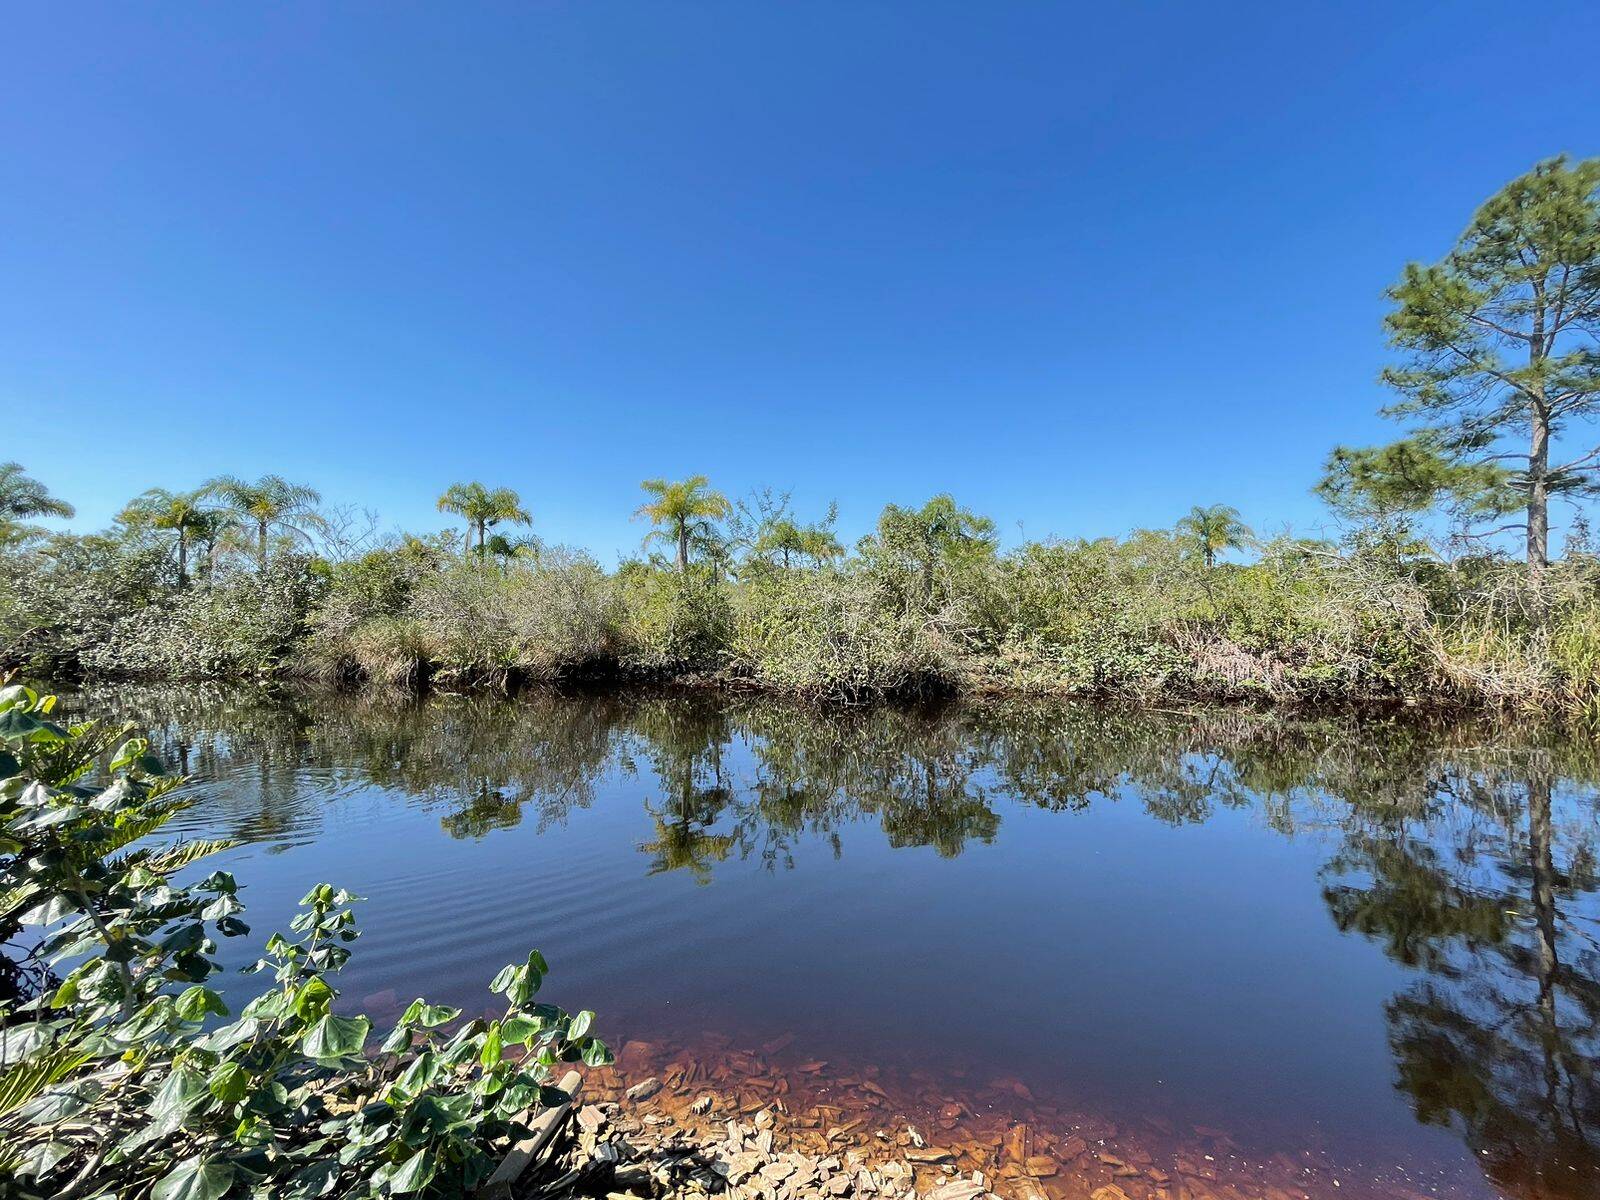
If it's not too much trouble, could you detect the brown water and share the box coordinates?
[87,686,1600,1200]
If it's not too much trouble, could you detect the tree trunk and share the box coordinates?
[1527,278,1550,577]
[677,525,689,572]
[464,521,474,560]
[258,520,269,569]
[177,531,189,587]
[1529,410,1551,573]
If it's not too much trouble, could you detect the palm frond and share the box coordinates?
[142,838,240,875]
[0,1047,89,1117]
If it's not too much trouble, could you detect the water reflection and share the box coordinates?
[1323,758,1600,1195]
[80,684,1600,1199]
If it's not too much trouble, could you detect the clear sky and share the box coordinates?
[4,1,1599,560]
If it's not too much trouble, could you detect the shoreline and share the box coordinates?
[551,1033,1484,1200]
[52,662,1579,727]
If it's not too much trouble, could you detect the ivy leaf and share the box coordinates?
[293,978,335,1023]
[150,1066,211,1125]
[209,1061,250,1105]
[176,986,229,1021]
[500,1015,539,1045]
[479,1023,504,1069]
[151,1155,235,1200]
[397,1048,438,1094]
[389,1148,435,1194]
[16,1139,72,1179]
[284,1159,341,1198]
[302,1012,370,1062]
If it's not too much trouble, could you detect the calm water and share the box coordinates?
[84,686,1600,1200]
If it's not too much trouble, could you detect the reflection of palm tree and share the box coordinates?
[441,779,525,839]
[634,700,738,883]
[639,803,736,883]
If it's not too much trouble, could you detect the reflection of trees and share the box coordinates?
[83,685,619,844]
[629,699,738,883]
[78,683,1600,1199]
[1323,754,1600,1198]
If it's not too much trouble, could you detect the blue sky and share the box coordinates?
[4,1,1599,560]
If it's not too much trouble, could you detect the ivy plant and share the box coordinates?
[0,682,610,1200]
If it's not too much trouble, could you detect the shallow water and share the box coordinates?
[84,686,1600,1200]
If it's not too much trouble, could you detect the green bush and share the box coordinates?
[0,682,611,1199]
[730,566,954,696]
[10,494,1600,712]
[84,558,325,681]
[617,564,732,671]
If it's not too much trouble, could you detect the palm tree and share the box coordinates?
[202,475,327,569]
[435,482,531,560]
[0,462,73,550]
[484,532,542,570]
[117,487,216,585]
[754,517,845,568]
[635,476,731,572]
[1176,504,1251,568]
[0,462,74,520]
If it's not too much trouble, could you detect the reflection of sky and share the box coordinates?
[107,690,1600,1200]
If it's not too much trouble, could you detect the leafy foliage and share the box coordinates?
[0,683,611,1200]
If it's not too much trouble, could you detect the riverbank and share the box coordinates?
[9,526,1600,718]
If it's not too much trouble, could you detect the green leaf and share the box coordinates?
[390,1148,435,1194]
[176,986,229,1021]
[209,1061,250,1105]
[580,1038,614,1067]
[284,1160,340,1198]
[397,1048,438,1095]
[16,1138,71,1179]
[293,977,335,1022]
[568,1010,594,1039]
[151,1066,211,1124]
[151,1155,236,1200]
[284,1158,340,1196]
[302,1012,370,1062]
[480,1023,503,1069]
[500,1015,539,1044]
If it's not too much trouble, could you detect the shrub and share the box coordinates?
[83,557,325,681]
[0,682,611,1199]
[730,567,955,697]
[0,536,173,678]
[500,548,623,679]
[616,564,732,671]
